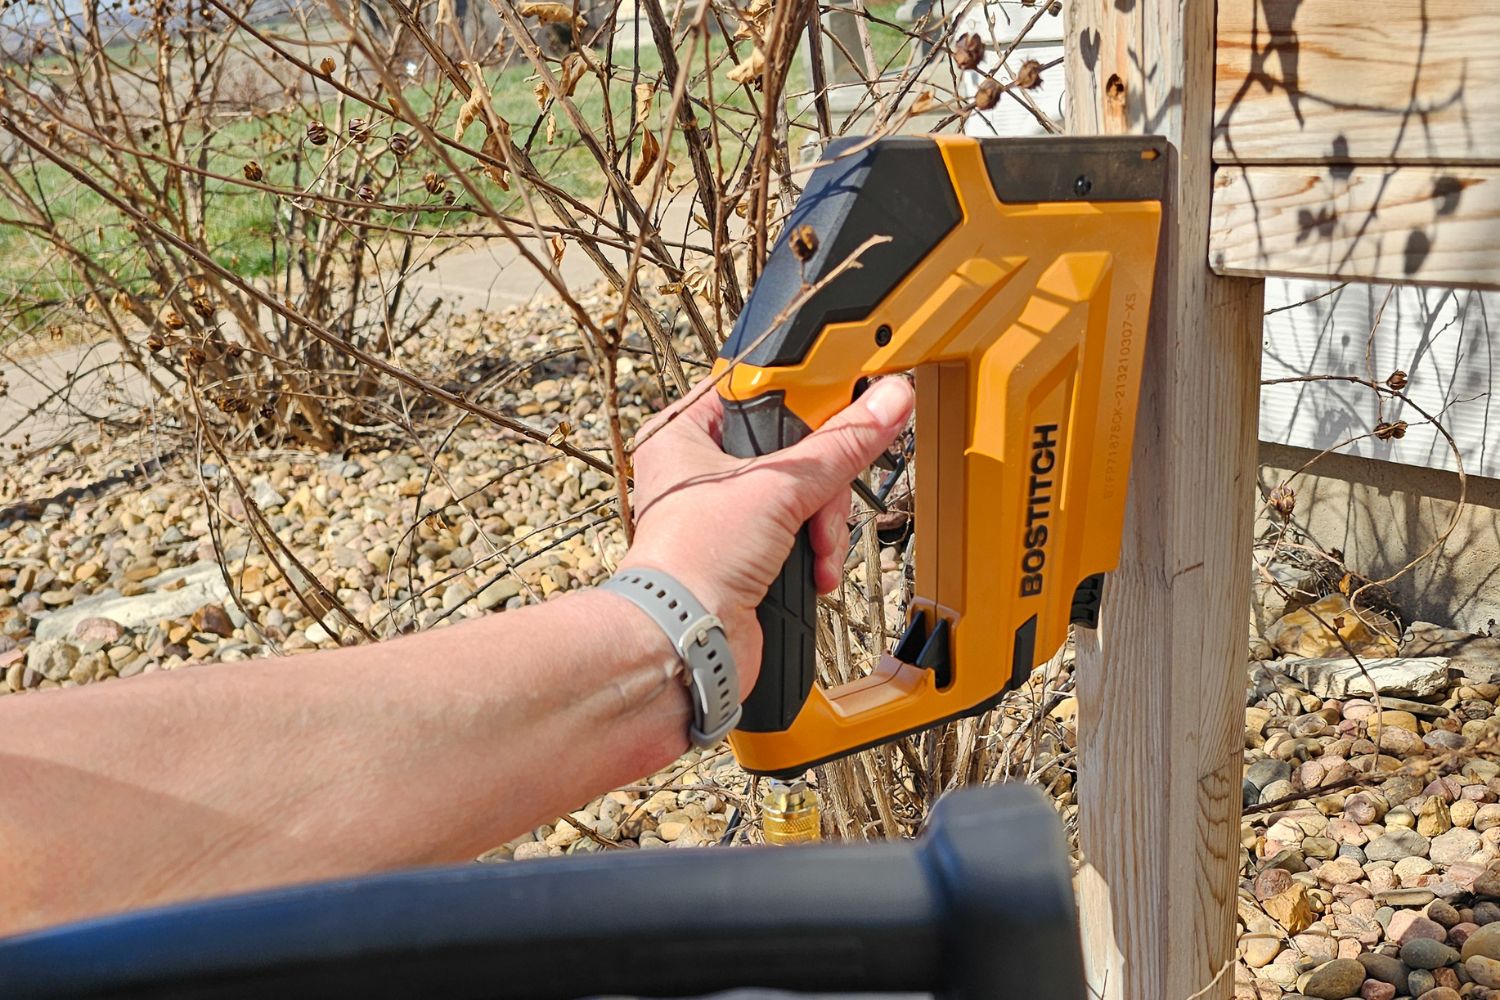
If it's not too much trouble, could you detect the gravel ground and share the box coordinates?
[6,299,1500,1000]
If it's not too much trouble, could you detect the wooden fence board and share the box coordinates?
[1066,1,1262,997]
[1215,0,1500,165]
[1209,165,1500,288]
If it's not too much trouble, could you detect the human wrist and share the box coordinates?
[598,567,742,748]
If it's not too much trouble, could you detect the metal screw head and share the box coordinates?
[875,324,893,346]
[1074,175,1093,196]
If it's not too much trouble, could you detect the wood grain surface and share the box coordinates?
[1210,165,1500,288]
[1215,0,1500,165]
[1066,2,1263,998]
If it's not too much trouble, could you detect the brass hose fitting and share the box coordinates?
[760,779,821,845]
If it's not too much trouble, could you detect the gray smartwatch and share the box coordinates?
[602,569,741,747]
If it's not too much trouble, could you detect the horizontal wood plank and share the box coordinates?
[1215,0,1500,164]
[1209,166,1500,288]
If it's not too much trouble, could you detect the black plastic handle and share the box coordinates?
[0,785,1084,1000]
[720,392,819,733]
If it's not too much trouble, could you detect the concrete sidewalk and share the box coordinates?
[0,195,703,449]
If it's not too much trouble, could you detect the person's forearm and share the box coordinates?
[0,589,686,936]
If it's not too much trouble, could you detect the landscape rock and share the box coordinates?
[1367,828,1431,862]
[1267,594,1402,659]
[1357,951,1409,990]
[1283,656,1452,700]
[1463,922,1500,962]
[71,616,126,645]
[1469,955,1500,989]
[1300,958,1368,999]
[33,563,229,642]
[1431,828,1483,866]
[25,639,78,681]
[1400,937,1458,969]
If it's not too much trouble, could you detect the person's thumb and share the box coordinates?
[761,377,914,522]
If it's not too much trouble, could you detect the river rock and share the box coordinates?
[1358,951,1409,990]
[1388,910,1446,944]
[1367,828,1431,862]
[1401,937,1458,968]
[1431,828,1482,866]
[1463,922,1500,961]
[1301,958,1369,999]
[24,639,79,681]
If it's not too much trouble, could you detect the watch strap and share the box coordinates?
[602,570,741,747]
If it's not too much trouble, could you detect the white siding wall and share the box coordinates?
[1260,281,1498,480]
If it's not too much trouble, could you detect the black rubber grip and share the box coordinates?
[0,785,1085,1000]
[720,393,818,732]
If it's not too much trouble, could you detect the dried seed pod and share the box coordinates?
[348,118,370,143]
[145,333,165,353]
[1374,420,1409,440]
[1386,369,1410,391]
[1268,483,1296,518]
[319,56,336,76]
[306,120,328,146]
[442,189,457,206]
[243,161,263,182]
[953,32,984,71]
[423,171,446,195]
[190,295,215,318]
[225,342,244,360]
[163,310,185,330]
[183,346,206,367]
[1014,58,1044,90]
[389,133,411,158]
[789,224,819,262]
[356,183,376,203]
[974,79,1001,110]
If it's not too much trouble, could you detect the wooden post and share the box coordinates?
[1065,4,1264,999]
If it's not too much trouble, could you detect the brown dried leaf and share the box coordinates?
[550,234,565,265]
[632,130,660,185]
[734,0,771,40]
[519,1,584,31]
[318,56,336,76]
[727,48,766,85]
[910,91,938,115]
[546,113,557,144]
[481,130,510,189]
[533,79,550,109]
[560,53,588,97]
[634,82,654,123]
[453,62,494,140]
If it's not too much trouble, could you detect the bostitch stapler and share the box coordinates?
[715,134,1167,778]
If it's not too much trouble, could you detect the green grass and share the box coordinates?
[0,8,916,330]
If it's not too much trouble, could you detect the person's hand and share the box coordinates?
[618,377,914,694]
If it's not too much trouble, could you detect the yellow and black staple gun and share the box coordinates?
[715,135,1167,778]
